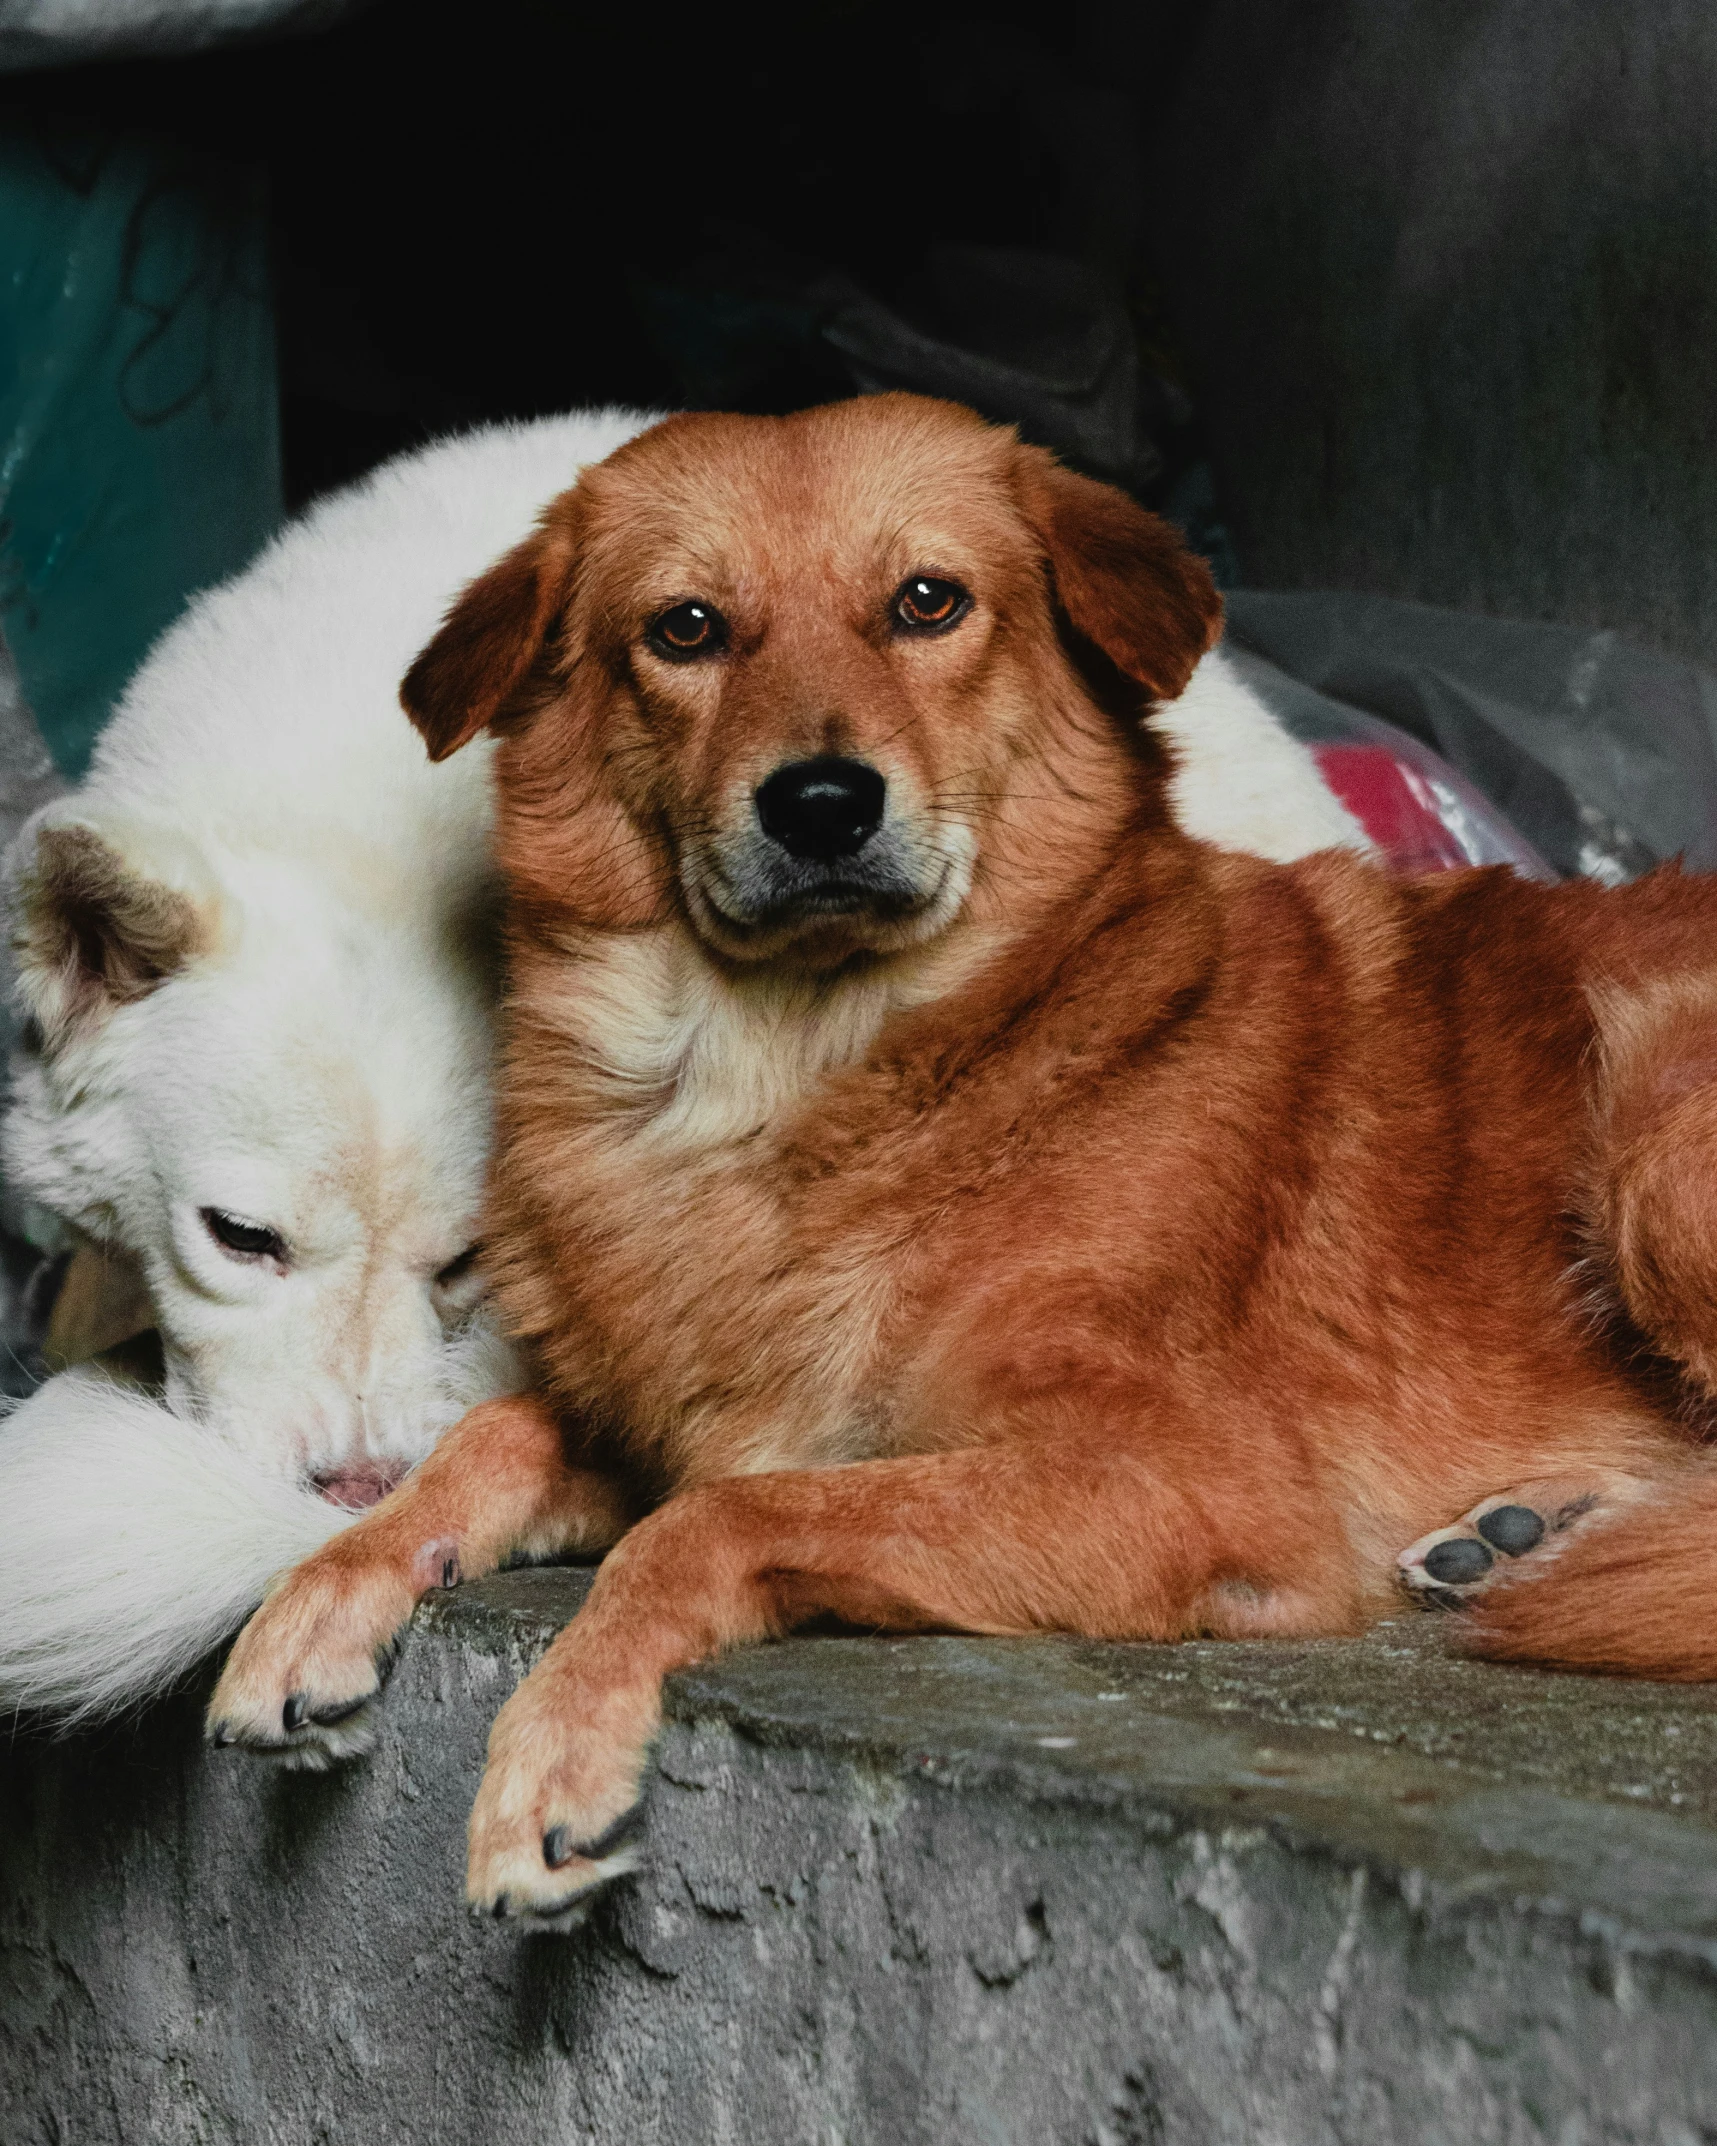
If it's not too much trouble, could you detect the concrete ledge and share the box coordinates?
[6,1568,1717,2143]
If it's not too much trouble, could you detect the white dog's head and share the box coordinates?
[4,811,513,1502]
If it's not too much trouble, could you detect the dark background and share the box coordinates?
[8,1,1199,506]
[10,0,1717,668]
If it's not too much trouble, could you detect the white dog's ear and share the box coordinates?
[9,819,209,1046]
[401,496,582,763]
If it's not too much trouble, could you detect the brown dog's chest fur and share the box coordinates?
[486,827,1717,1621]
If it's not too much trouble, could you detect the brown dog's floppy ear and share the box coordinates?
[401,506,580,762]
[1015,449,1222,704]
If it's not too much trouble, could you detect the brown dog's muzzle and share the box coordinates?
[687,748,956,959]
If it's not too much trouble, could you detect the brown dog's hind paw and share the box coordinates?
[1396,1484,1607,1610]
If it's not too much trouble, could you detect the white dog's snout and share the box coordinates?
[182,1307,520,1494]
[197,1370,451,1478]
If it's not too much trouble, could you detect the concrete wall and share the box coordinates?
[10,1571,1717,2144]
[1146,0,1717,668]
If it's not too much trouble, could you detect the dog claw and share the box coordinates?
[409,1535,463,1596]
[309,1694,369,1726]
[282,1693,308,1732]
[543,1803,642,1870]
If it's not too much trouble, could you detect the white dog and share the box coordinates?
[0,410,1365,1723]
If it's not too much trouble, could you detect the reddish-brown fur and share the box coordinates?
[211,396,1717,1917]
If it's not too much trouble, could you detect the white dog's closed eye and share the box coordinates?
[431,1243,486,1321]
[201,1207,288,1267]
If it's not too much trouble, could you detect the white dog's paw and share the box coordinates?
[463,1663,657,1928]
[206,1534,455,1765]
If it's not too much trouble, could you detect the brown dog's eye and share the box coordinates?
[646,600,727,660]
[894,576,970,633]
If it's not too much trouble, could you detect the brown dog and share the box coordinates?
[210,394,1717,1925]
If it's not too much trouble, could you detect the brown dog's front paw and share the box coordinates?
[464,1671,657,1930]
[205,1541,445,1768]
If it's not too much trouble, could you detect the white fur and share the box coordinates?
[0,1370,352,1720]
[1158,645,1369,863]
[0,408,1364,1723]
[0,409,651,1719]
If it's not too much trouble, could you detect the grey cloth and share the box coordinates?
[0,0,362,72]
[1226,589,1717,884]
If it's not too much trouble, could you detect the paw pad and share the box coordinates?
[1397,1486,1598,1611]
[1422,1538,1493,1585]
[1475,1504,1545,1556]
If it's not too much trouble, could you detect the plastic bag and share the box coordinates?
[1224,643,1556,880]
[1226,590,1717,884]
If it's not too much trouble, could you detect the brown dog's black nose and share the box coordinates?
[755,757,886,861]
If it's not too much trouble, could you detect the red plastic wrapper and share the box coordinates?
[1306,707,1555,881]
[1287,695,1553,879]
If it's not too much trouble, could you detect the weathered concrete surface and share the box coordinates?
[1146,0,1717,672]
[7,1568,1717,2144]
